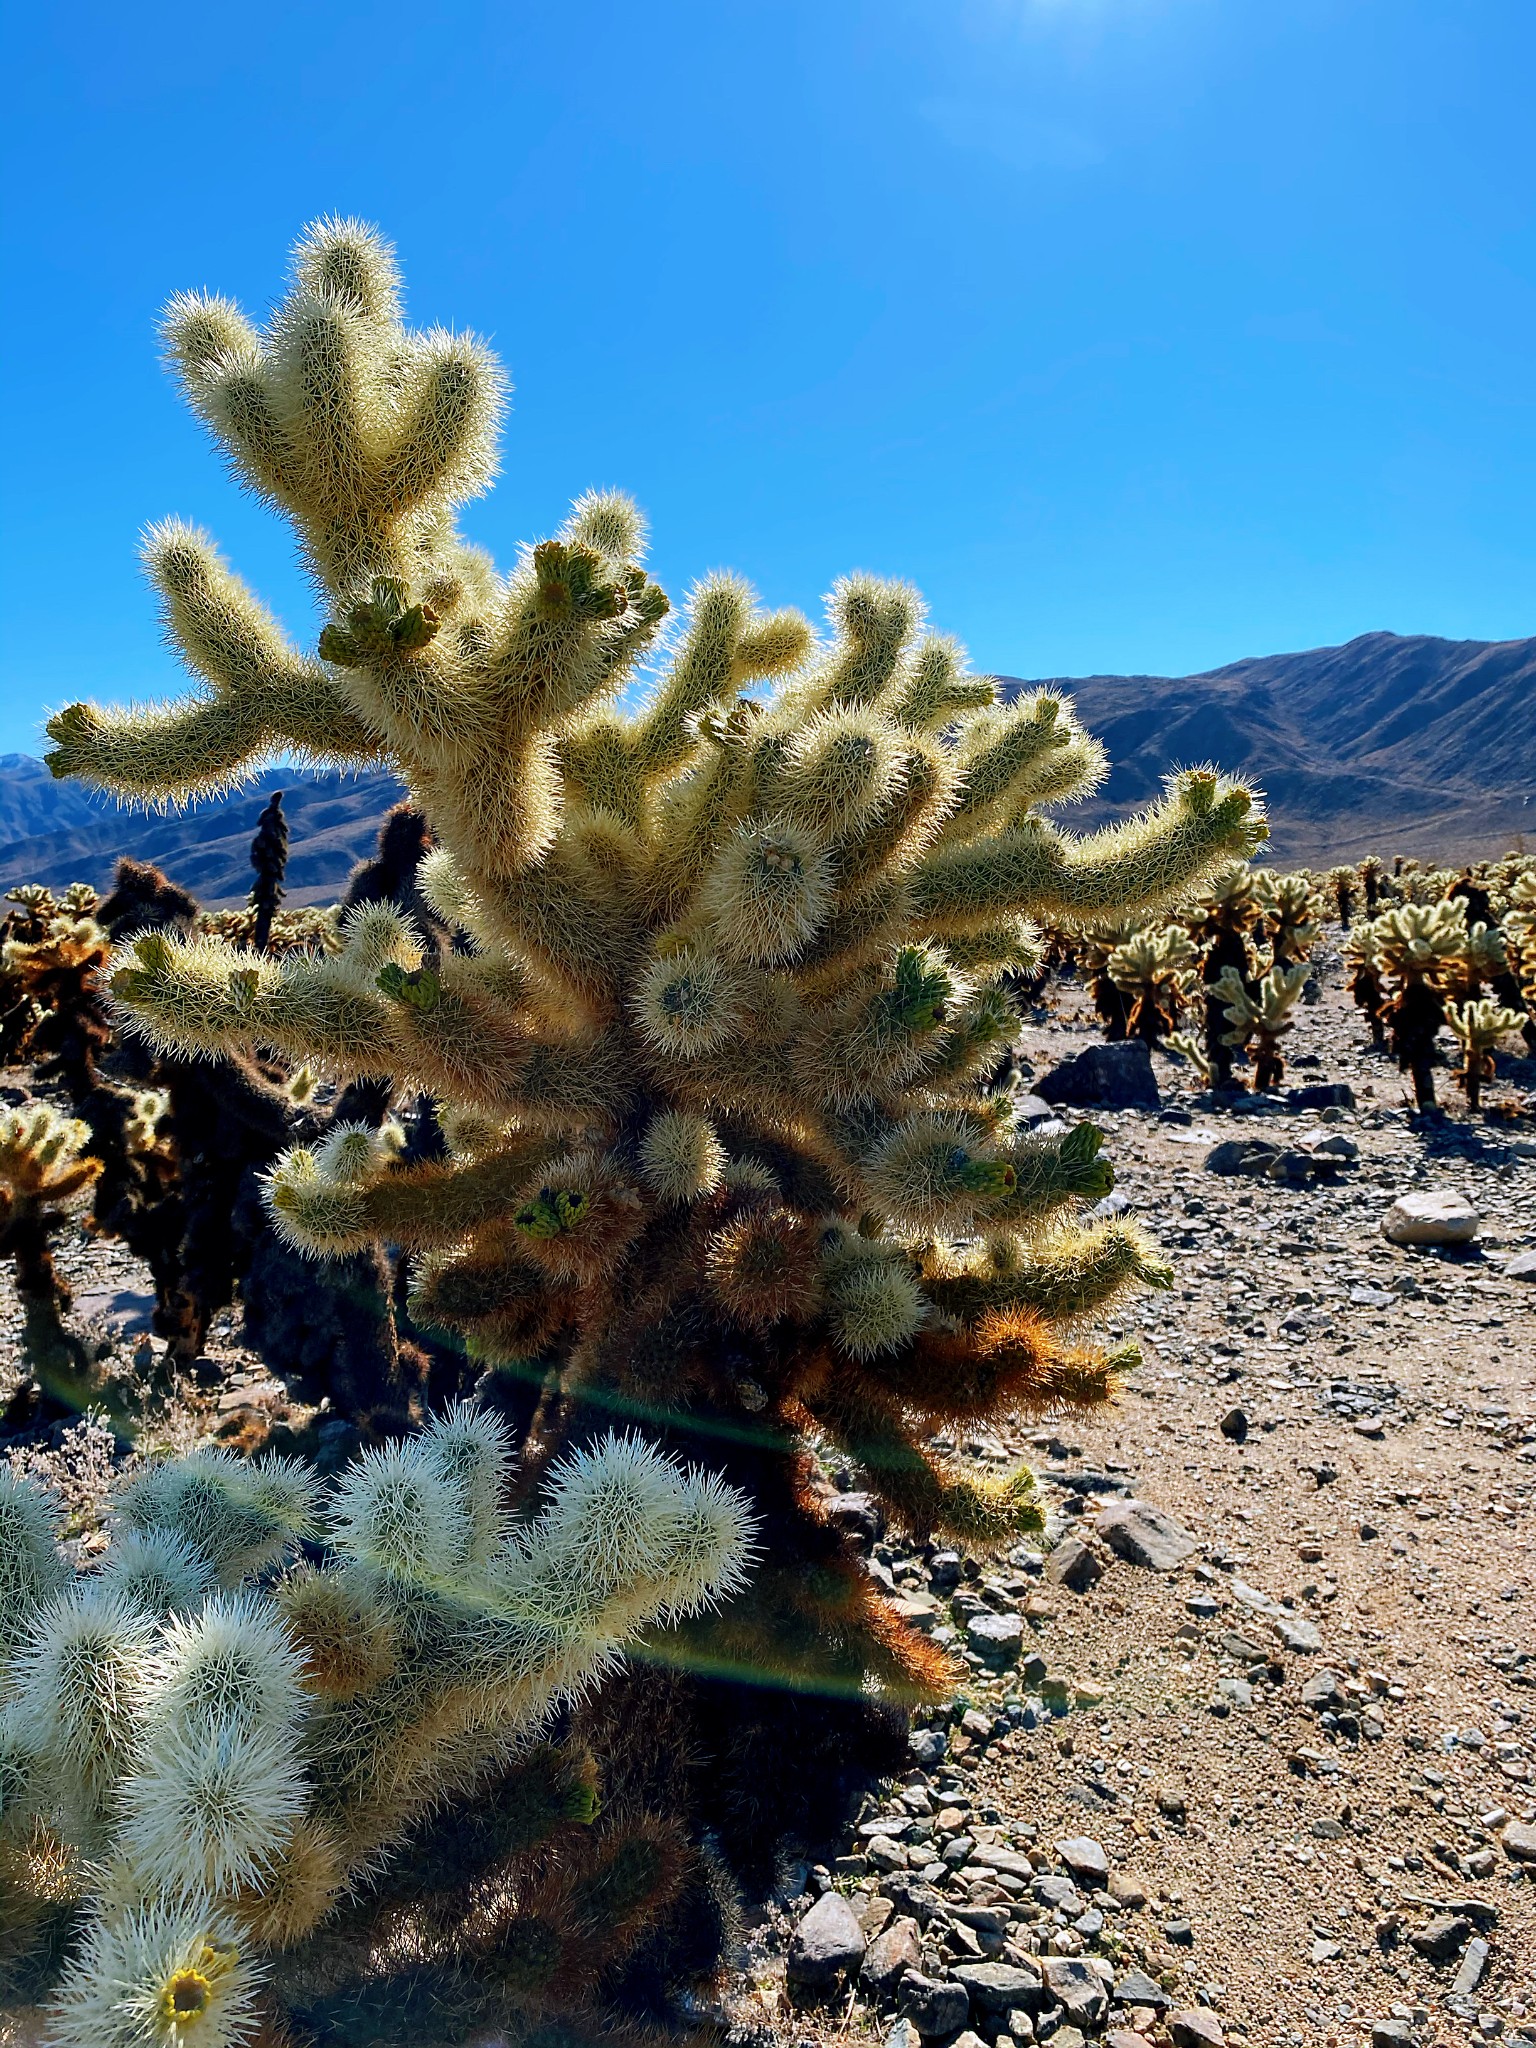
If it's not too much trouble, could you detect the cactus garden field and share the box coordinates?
[0,223,1532,2048]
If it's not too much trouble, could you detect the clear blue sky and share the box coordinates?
[3,0,1533,757]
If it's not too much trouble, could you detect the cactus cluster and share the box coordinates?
[1061,861,1320,1093]
[0,1414,753,2042]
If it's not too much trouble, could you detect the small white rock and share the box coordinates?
[1381,1189,1479,1247]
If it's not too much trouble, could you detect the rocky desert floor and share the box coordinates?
[1,946,1532,2048]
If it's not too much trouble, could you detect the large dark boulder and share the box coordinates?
[1037,1039,1160,1112]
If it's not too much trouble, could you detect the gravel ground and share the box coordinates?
[738,957,1535,2048]
[1,949,1532,2048]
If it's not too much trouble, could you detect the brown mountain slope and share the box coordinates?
[1001,629,1536,867]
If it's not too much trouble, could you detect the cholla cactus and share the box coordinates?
[0,1415,753,2041]
[1209,961,1306,1092]
[1360,855,1384,912]
[1344,921,1388,1049]
[1106,923,1197,1044]
[1326,864,1356,926]
[1373,900,1466,1110]
[1446,997,1528,1113]
[246,791,288,954]
[1254,868,1322,970]
[0,1102,101,1397]
[1073,918,1139,1039]
[46,220,1261,1880]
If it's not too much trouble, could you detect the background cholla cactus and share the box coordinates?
[45,217,1262,1890]
[245,790,288,954]
[1206,961,1307,1092]
[1446,996,1529,1113]
[0,1103,101,1399]
[1106,923,1197,1044]
[0,1414,753,2043]
[1254,868,1322,971]
[1372,900,1466,1110]
[1183,861,1262,1088]
[1326,864,1356,926]
[1344,921,1388,1049]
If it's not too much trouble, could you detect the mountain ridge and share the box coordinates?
[999,626,1535,866]
[1,628,1529,900]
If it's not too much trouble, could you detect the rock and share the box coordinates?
[1382,1189,1479,1247]
[1204,1137,1279,1176]
[1108,1869,1148,1908]
[1031,1872,1083,1910]
[1501,1819,1536,1861]
[885,2022,922,2048]
[950,2034,989,2048]
[1055,1835,1110,1885]
[1095,1498,1197,1571]
[1112,1968,1171,2008]
[1370,2024,1416,2048]
[1218,1406,1248,1442]
[1300,1667,1347,1709]
[1049,2033,1087,2048]
[1408,1912,1471,1963]
[1169,2014,1226,2047]
[866,1835,909,1872]
[951,1959,1045,2014]
[970,1845,1036,1880]
[898,1972,971,2037]
[1107,2035,1157,2048]
[1504,1248,1536,1280]
[1156,1786,1188,1821]
[909,1727,949,1769]
[825,1490,884,1548]
[1163,1918,1195,1945]
[862,1916,924,1994]
[1039,1956,1107,2025]
[1045,1534,1104,1592]
[1451,1935,1489,1997]
[1037,1037,1160,1111]
[1015,1094,1056,1126]
[787,1889,866,1986]
[1304,1131,1360,1161]
[1272,1611,1323,1653]
[1286,1081,1355,1108]
[966,1611,1024,1664]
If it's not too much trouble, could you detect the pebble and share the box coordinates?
[861,1916,924,1993]
[1169,2014,1226,2048]
[1502,1819,1536,1861]
[1382,1188,1480,1246]
[966,1611,1024,1664]
[1040,1955,1108,2025]
[1218,1406,1248,1441]
[1055,1835,1110,1885]
[898,1973,971,2036]
[786,1888,866,1985]
[1045,1533,1104,1591]
[1094,1498,1198,1571]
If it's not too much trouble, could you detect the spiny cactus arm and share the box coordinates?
[119,1448,322,1582]
[921,1217,1173,1323]
[267,1131,566,1256]
[0,1467,69,1654]
[45,532,384,805]
[42,1899,262,2048]
[943,693,1103,825]
[885,634,998,730]
[106,929,399,1071]
[936,919,1043,974]
[983,1119,1116,1223]
[627,575,811,786]
[794,1380,1043,1543]
[912,772,1263,933]
[798,576,924,713]
[862,1309,1121,1423]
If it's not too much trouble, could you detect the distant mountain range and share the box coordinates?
[1,629,1530,904]
[1001,628,1536,867]
[0,758,406,906]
